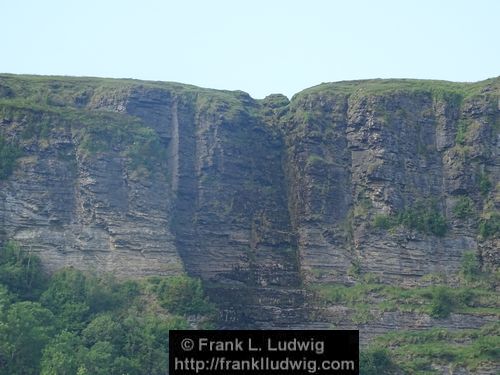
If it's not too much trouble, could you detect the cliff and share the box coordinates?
[0,74,499,372]
[283,80,499,284]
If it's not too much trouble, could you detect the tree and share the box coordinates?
[155,276,214,315]
[82,314,123,347]
[81,341,113,375]
[0,301,55,375]
[0,284,12,315]
[121,312,188,375]
[40,331,86,375]
[40,268,90,331]
[0,242,45,299]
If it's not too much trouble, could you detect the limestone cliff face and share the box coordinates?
[0,76,306,328]
[0,82,183,277]
[283,82,499,286]
[0,75,498,334]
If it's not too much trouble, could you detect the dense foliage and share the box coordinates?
[373,199,447,236]
[0,242,215,375]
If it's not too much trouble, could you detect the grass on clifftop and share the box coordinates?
[0,73,256,109]
[0,93,170,177]
[0,74,264,178]
[293,76,500,101]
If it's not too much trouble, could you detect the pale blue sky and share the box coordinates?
[1,0,498,98]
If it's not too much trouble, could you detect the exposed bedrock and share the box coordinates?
[0,75,498,334]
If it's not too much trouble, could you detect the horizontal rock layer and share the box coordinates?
[0,75,498,335]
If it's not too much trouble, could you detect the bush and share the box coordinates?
[478,213,499,239]
[430,286,455,319]
[125,129,167,173]
[478,172,492,196]
[348,259,361,277]
[372,200,447,236]
[473,335,500,359]
[0,135,22,180]
[398,201,447,236]
[455,121,468,145]
[460,251,480,282]
[372,214,396,230]
[154,276,215,315]
[453,196,475,219]
[360,348,394,375]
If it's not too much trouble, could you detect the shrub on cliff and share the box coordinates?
[372,200,447,237]
[430,286,455,319]
[0,135,22,180]
[153,275,215,316]
[478,213,499,239]
[360,348,395,374]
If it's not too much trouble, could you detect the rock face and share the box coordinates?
[0,75,498,335]
[284,83,499,286]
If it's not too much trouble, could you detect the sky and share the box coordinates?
[1,0,499,99]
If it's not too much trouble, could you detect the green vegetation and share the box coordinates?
[455,120,469,145]
[313,281,498,318]
[460,251,481,283]
[0,242,45,299]
[314,264,498,319]
[0,135,22,180]
[372,214,395,230]
[259,94,289,109]
[293,77,500,102]
[372,200,447,236]
[0,241,215,375]
[366,323,500,374]
[125,132,166,172]
[452,196,475,219]
[0,96,167,175]
[313,251,499,373]
[448,190,499,240]
[478,172,492,196]
[360,348,395,375]
[0,73,207,105]
[196,90,257,121]
[348,259,361,278]
[148,275,215,316]
[0,73,264,178]
[478,212,500,239]
[429,286,455,318]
